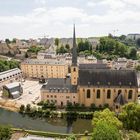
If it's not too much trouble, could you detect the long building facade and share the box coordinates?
[40,25,138,111]
[0,68,22,90]
[21,59,69,79]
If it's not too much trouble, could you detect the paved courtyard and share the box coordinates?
[14,80,42,106]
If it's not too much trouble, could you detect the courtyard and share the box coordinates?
[14,80,42,106]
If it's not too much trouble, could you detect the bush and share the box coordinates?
[92,121,122,140]
[0,125,12,139]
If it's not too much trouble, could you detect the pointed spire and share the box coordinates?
[72,24,77,66]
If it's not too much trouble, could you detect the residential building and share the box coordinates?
[21,59,69,79]
[127,34,140,40]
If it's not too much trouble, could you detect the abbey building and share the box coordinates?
[41,25,138,111]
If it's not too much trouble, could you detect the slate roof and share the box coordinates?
[79,63,110,70]
[79,69,138,87]
[41,78,77,93]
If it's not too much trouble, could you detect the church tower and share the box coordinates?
[71,24,78,86]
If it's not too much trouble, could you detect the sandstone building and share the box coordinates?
[21,59,69,79]
[40,25,138,110]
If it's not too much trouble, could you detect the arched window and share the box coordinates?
[87,89,90,98]
[107,90,111,99]
[128,90,133,99]
[96,90,100,99]
[73,68,76,72]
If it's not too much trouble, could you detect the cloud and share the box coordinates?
[35,0,47,5]
[87,1,96,7]
[0,0,140,39]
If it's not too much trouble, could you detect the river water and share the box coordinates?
[0,108,92,134]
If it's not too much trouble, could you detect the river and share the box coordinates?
[0,108,92,134]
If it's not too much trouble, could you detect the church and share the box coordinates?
[41,25,138,111]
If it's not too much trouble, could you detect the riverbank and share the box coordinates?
[12,128,92,139]
[0,99,20,112]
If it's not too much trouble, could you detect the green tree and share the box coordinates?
[65,44,70,52]
[128,131,140,140]
[119,103,140,132]
[5,38,11,44]
[0,125,12,139]
[0,60,19,72]
[55,38,59,46]
[135,65,140,71]
[129,47,137,59]
[56,44,68,54]
[119,35,126,40]
[26,104,31,113]
[78,39,92,53]
[92,108,122,129]
[92,121,122,140]
[19,105,25,113]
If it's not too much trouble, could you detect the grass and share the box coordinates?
[12,128,92,139]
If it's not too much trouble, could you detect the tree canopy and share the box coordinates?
[78,39,92,53]
[119,103,140,132]
[0,59,19,72]
[55,38,59,46]
[0,125,12,139]
[27,46,42,54]
[92,108,122,129]
[56,44,69,54]
[92,121,122,140]
[96,37,138,60]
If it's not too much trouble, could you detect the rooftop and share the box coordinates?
[79,69,138,87]
[4,82,20,89]
[41,78,77,93]
[21,59,67,65]
[79,63,110,70]
[0,68,22,80]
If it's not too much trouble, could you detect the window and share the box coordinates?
[128,90,133,99]
[87,89,90,98]
[107,90,111,99]
[96,90,100,99]
[66,96,70,99]
[73,68,76,72]
[116,105,119,109]
[118,90,122,95]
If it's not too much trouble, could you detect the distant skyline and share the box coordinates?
[0,0,140,39]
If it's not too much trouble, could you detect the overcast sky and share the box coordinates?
[0,0,140,39]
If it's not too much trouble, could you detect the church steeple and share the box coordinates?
[71,24,78,86]
[72,24,77,66]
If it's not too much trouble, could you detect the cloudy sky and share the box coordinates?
[0,0,140,39]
